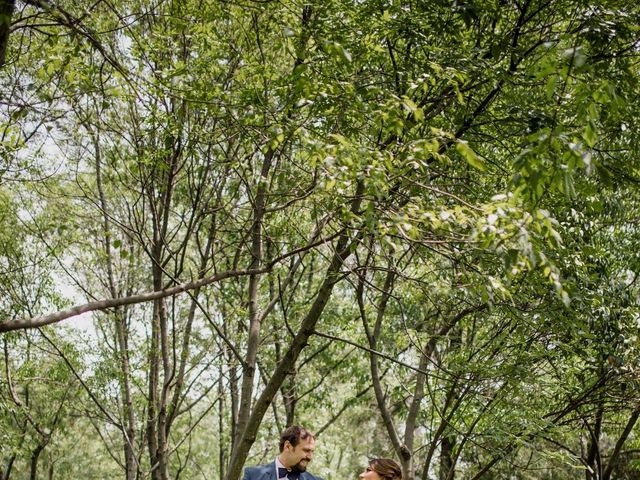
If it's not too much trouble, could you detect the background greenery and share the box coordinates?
[1,0,639,479]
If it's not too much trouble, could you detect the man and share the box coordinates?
[242,426,321,480]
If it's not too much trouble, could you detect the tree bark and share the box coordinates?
[602,405,640,480]
[423,379,462,479]
[147,292,163,480]
[404,350,430,480]
[94,132,138,480]
[361,268,413,477]
[29,442,45,480]
[0,0,15,67]
[222,310,239,443]
[152,265,172,480]
[219,362,226,480]
[282,371,297,427]
[439,435,455,480]
[147,153,177,480]
[585,401,603,480]
[2,454,16,480]
[234,149,273,448]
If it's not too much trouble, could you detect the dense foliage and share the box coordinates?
[1,1,639,479]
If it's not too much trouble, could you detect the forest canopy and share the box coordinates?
[1,1,639,479]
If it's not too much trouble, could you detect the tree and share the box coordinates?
[1,1,640,479]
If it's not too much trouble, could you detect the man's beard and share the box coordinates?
[292,462,308,473]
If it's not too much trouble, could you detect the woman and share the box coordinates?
[359,458,402,480]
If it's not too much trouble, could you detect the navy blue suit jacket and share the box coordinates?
[242,462,322,480]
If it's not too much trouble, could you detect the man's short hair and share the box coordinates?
[279,425,315,452]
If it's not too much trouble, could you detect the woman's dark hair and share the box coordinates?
[369,458,402,480]
[279,425,315,452]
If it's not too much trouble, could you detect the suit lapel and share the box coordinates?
[263,461,277,480]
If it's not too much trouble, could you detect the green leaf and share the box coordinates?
[583,121,597,148]
[402,97,424,122]
[545,76,558,100]
[563,171,575,199]
[329,133,350,146]
[456,140,485,171]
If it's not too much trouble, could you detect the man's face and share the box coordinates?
[282,437,315,472]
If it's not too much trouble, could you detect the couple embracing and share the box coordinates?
[243,425,402,480]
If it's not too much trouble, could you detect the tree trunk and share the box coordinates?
[30,443,45,480]
[219,362,226,480]
[149,266,171,480]
[403,351,430,480]
[147,297,161,479]
[585,402,603,480]
[148,261,169,480]
[282,371,297,427]
[602,405,640,480]
[94,132,138,480]
[145,94,181,479]
[0,0,15,67]
[2,454,16,480]
[223,314,239,444]
[117,310,138,480]
[234,150,272,448]
[361,268,413,477]
[439,435,455,480]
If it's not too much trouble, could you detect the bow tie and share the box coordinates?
[278,468,300,480]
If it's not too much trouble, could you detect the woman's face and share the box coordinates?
[360,465,381,480]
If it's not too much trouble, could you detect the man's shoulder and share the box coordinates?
[301,472,323,480]
[243,462,274,480]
